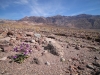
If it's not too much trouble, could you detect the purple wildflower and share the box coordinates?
[13,55,17,59]
[14,47,18,52]
[29,50,32,53]
[24,51,28,55]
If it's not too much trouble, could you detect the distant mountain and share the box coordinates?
[19,14,100,29]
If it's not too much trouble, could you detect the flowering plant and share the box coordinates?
[12,43,32,63]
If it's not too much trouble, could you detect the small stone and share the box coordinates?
[94,56,99,60]
[7,31,13,36]
[45,61,50,66]
[86,63,94,69]
[41,50,48,56]
[93,61,100,67]
[59,52,64,57]
[60,57,65,62]
[10,38,16,41]
[0,57,7,61]
[33,58,40,65]
[0,48,3,51]
[67,45,69,48]
[34,33,41,38]
[68,59,72,62]
[75,45,80,50]
[34,44,41,51]
[26,32,33,36]
[77,65,84,70]
[31,40,35,43]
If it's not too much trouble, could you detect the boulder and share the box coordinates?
[44,38,64,56]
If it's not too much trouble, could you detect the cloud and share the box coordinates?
[0,0,29,9]
[29,0,67,16]
[14,0,29,4]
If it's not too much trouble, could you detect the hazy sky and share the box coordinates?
[0,0,100,20]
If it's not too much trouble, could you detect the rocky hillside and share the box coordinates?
[19,14,100,29]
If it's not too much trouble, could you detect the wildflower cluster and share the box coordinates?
[14,43,32,55]
[13,43,32,63]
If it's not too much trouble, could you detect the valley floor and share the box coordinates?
[0,24,100,75]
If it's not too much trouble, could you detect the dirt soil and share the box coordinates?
[0,25,100,75]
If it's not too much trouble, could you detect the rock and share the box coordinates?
[33,58,40,65]
[41,50,48,56]
[0,35,4,39]
[0,57,7,61]
[0,44,9,49]
[24,38,31,42]
[31,40,35,43]
[45,43,59,56]
[86,63,94,69]
[94,56,99,60]
[44,38,64,56]
[47,34,55,39]
[75,45,80,50]
[0,37,10,42]
[93,61,100,67]
[45,61,50,66]
[66,45,69,48]
[68,59,72,62]
[38,38,44,45]
[95,38,100,42]
[77,65,84,70]
[16,33,23,40]
[80,45,85,48]
[34,44,41,51]
[59,52,64,57]
[0,48,3,51]
[95,71,100,75]
[7,31,13,36]
[34,33,41,38]
[10,38,16,41]
[3,46,12,52]
[60,57,65,62]
[26,32,33,36]
[87,46,97,51]
[9,39,16,46]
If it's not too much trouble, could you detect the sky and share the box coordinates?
[0,0,100,20]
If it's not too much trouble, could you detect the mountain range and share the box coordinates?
[1,14,100,29]
[19,14,100,29]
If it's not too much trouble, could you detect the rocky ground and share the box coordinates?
[0,24,100,75]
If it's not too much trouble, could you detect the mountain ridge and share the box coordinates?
[10,14,100,29]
